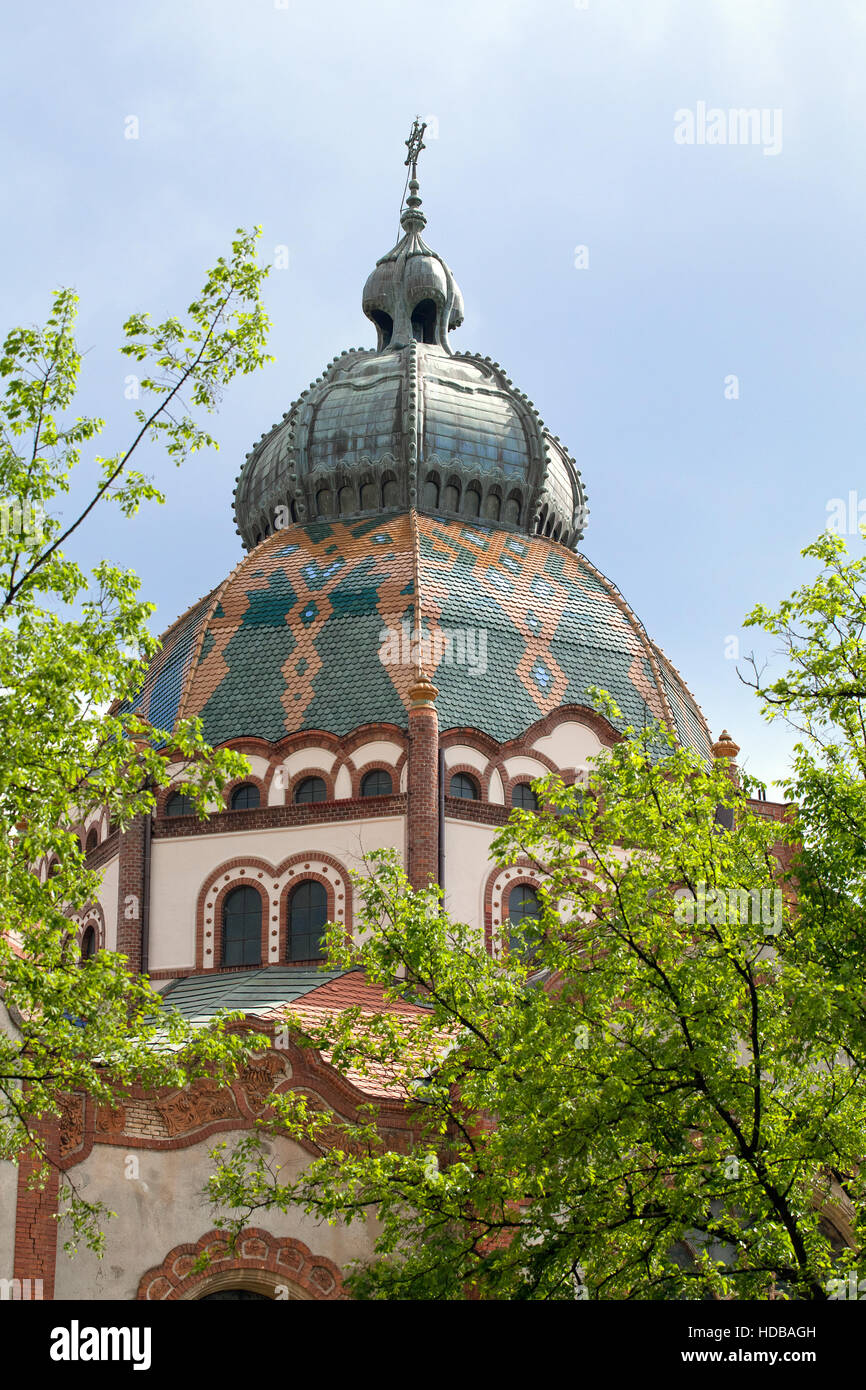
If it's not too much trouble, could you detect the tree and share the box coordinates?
[206,533,866,1300]
[0,230,271,1250]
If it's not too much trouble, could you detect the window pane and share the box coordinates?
[223,885,262,966]
[231,783,260,811]
[289,880,327,962]
[361,769,392,797]
[166,792,193,817]
[295,776,327,804]
[512,783,538,811]
[507,884,541,957]
[449,773,479,800]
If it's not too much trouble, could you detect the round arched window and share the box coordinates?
[166,791,193,817]
[80,925,96,961]
[361,769,392,798]
[507,884,542,957]
[511,783,538,811]
[288,880,328,962]
[223,886,262,967]
[85,828,99,854]
[449,773,479,800]
[294,776,327,804]
[230,783,260,811]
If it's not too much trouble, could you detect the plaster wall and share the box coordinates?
[97,856,119,951]
[53,1132,380,1301]
[443,818,496,931]
[148,817,406,970]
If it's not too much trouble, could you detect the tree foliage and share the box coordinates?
[208,534,866,1300]
[0,230,271,1249]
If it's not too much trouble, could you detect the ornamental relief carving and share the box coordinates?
[155,1078,239,1137]
[238,1053,291,1113]
[58,1092,85,1159]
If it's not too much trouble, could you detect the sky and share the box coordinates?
[1,0,863,792]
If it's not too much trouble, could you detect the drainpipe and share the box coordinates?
[438,746,445,894]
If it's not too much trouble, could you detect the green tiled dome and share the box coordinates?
[133,513,711,759]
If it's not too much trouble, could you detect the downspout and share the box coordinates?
[438,746,445,895]
[141,798,153,978]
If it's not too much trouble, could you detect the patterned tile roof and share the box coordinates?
[133,514,711,757]
[157,966,345,1026]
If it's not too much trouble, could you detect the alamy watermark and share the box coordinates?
[826,491,866,536]
[674,881,783,935]
[0,498,45,542]
[674,103,782,157]
[379,620,488,678]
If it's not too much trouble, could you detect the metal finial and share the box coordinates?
[404,117,427,179]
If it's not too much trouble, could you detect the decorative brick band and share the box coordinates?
[137,1227,347,1300]
[196,852,353,970]
[484,859,546,952]
[153,793,407,838]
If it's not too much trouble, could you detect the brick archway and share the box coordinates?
[137,1227,347,1300]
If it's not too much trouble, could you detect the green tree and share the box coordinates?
[207,536,866,1300]
[0,230,271,1250]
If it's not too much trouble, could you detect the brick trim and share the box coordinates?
[222,774,269,812]
[153,793,407,838]
[354,759,401,799]
[75,901,106,952]
[137,1227,347,1300]
[196,852,353,971]
[445,763,486,801]
[209,875,270,970]
[484,860,546,952]
[286,767,336,805]
[279,871,345,965]
[444,797,510,827]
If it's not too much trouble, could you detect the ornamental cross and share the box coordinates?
[404,118,427,178]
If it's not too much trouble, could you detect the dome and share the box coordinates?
[233,169,587,552]
[130,513,711,759]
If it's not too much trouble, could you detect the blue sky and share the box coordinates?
[2,0,863,790]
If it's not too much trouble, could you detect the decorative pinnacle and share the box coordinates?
[400,117,428,230]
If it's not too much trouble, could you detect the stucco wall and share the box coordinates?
[443,818,497,931]
[0,1160,18,1284]
[54,1132,380,1301]
[148,816,406,971]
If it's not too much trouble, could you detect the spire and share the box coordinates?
[363,118,464,352]
[400,118,427,232]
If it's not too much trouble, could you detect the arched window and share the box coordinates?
[370,309,393,351]
[47,859,60,879]
[317,488,334,517]
[512,783,538,811]
[411,299,437,344]
[288,880,328,962]
[338,486,354,516]
[85,828,99,854]
[223,886,262,967]
[294,776,327,804]
[465,486,481,518]
[483,493,501,521]
[382,477,400,507]
[442,481,460,512]
[80,925,96,961]
[507,884,542,956]
[360,481,377,510]
[423,476,440,509]
[166,791,193,817]
[504,494,522,525]
[449,772,479,800]
[230,783,260,811]
[361,769,392,797]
